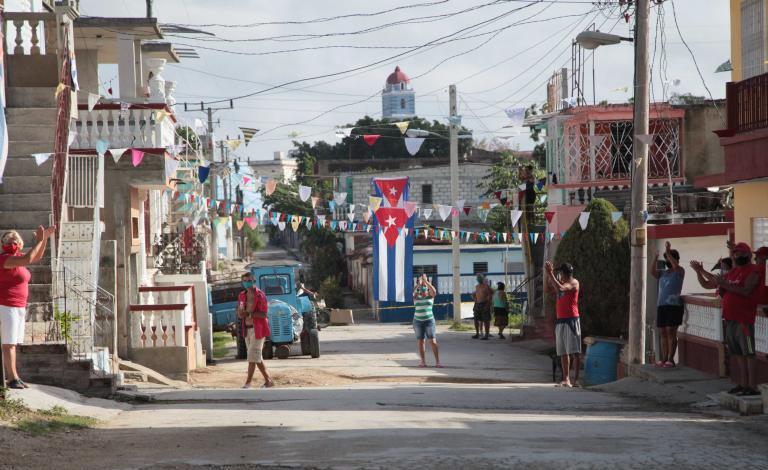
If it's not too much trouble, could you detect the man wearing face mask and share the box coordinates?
[0,226,55,389]
[471,274,493,340]
[237,272,274,389]
[691,242,760,396]
[651,241,685,368]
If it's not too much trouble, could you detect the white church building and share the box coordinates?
[382,65,416,120]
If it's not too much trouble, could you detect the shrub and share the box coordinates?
[553,198,630,338]
[318,275,344,309]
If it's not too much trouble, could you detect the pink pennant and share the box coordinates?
[243,176,251,185]
[131,149,145,167]
[404,201,418,218]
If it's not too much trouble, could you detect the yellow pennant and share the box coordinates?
[369,196,382,212]
[394,121,409,135]
[290,217,300,231]
[227,139,242,151]
[265,178,277,196]
[236,220,245,230]
[55,83,67,97]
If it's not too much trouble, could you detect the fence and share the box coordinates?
[726,72,768,134]
[65,154,103,208]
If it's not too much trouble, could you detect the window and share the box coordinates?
[400,98,406,109]
[421,184,433,204]
[753,217,768,250]
[473,262,488,274]
[741,0,766,80]
[414,265,438,275]
[400,83,405,90]
[259,274,291,295]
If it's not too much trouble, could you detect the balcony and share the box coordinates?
[722,72,768,135]
[70,102,176,151]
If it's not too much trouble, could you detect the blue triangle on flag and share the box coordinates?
[529,233,535,243]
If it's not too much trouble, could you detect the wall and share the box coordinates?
[680,103,726,181]
[734,181,768,245]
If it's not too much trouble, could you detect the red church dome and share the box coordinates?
[386,66,411,85]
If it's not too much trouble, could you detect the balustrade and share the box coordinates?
[70,104,176,150]
[3,12,56,56]
[130,307,187,348]
[680,295,723,342]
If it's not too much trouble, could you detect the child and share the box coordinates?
[493,282,509,339]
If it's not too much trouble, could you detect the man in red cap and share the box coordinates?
[691,242,761,396]
[754,246,768,306]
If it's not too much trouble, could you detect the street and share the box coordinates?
[4,323,768,469]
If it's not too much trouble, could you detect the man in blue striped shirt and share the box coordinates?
[413,274,442,368]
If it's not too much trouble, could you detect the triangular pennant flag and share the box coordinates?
[131,149,145,167]
[306,218,312,230]
[265,178,277,196]
[363,134,380,147]
[236,220,245,230]
[578,212,590,230]
[240,127,259,146]
[363,209,371,223]
[278,221,286,231]
[299,185,312,202]
[317,215,326,227]
[87,93,100,112]
[290,217,300,231]
[642,211,649,223]
[504,106,526,127]
[329,200,336,211]
[462,206,471,216]
[544,211,556,224]
[455,200,465,212]
[155,110,168,123]
[637,134,654,146]
[451,207,460,218]
[339,221,348,231]
[32,153,52,166]
[198,165,210,183]
[438,205,452,221]
[333,192,347,206]
[422,208,432,220]
[502,232,508,243]
[510,209,523,227]
[611,211,622,223]
[242,176,251,185]
[368,196,383,212]
[227,139,242,151]
[478,208,489,222]
[404,201,418,218]
[394,121,409,135]
[404,137,425,156]
[374,178,407,207]
[347,212,355,222]
[447,115,462,126]
[68,131,76,147]
[55,83,67,97]
[164,155,179,179]
[311,196,319,208]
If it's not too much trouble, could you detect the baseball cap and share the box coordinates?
[733,242,752,254]
[754,246,768,258]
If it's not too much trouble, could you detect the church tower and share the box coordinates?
[382,65,415,120]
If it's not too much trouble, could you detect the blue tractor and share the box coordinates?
[209,262,320,360]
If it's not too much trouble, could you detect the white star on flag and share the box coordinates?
[389,187,397,196]
[385,215,397,227]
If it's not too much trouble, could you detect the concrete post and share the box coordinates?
[449,85,461,322]
[117,33,137,100]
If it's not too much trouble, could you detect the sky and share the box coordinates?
[25,0,734,161]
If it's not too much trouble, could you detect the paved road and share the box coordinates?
[5,324,768,469]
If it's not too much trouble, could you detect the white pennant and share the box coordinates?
[504,106,526,127]
[438,205,452,221]
[404,137,425,156]
[111,148,128,164]
[87,93,100,112]
[333,192,347,206]
[32,152,52,166]
[510,209,523,226]
[637,134,654,146]
[578,212,590,230]
[347,212,355,222]
[298,185,311,202]
[278,221,286,231]
[422,208,432,220]
[164,155,179,179]
[455,200,465,212]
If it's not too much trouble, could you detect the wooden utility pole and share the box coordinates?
[628,0,650,365]
[449,85,461,322]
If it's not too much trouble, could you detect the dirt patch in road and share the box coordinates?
[189,366,518,388]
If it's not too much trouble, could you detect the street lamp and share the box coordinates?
[575,31,633,50]
[575,1,650,367]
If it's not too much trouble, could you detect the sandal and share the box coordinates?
[261,380,275,388]
[418,362,426,368]
[662,361,675,368]
[435,364,444,368]
[653,361,665,368]
[7,380,24,390]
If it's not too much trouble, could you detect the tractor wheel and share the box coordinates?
[309,329,320,358]
[236,336,247,360]
[300,331,311,356]
[276,344,290,359]
[262,340,274,360]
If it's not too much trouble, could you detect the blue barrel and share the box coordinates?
[583,341,622,386]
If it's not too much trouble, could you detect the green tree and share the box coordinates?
[553,198,630,338]
[479,153,546,233]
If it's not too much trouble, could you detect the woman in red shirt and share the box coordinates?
[0,226,55,389]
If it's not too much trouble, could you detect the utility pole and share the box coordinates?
[628,0,650,366]
[449,85,461,322]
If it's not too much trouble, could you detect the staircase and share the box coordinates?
[0,87,58,326]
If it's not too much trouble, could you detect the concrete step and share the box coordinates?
[0,210,52,229]
[0,192,52,211]
[8,124,56,141]
[1,155,54,176]
[5,107,58,125]
[716,391,764,416]
[9,140,56,156]
[0,176,52,194]
[7,87,57,108]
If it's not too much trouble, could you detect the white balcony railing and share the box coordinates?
[680,295,723,342]
[70,104,176,151]
[131,307,188,348]
[756,311,768,354]
[138,286,195,326]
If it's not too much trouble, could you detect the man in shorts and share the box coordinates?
[237,272,274,389]
[545,261,581,387]
[691,242,760,396]
[651,241,685,368]
[472,274,493,340]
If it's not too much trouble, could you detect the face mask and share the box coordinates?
[664,261,672,269]
[2,243,19,255]
[734,256,750,266]
[242,280,254,289]
[477,276,484,283]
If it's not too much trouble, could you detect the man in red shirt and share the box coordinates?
[237,272,274,389]
[545,261,581,388]
[691,242,760,396]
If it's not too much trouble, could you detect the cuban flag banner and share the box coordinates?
[372,177,413,302]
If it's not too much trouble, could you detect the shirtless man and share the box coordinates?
[472,274,494,340]
[237,272,274,389]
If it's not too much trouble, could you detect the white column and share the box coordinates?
[117,33,137,100]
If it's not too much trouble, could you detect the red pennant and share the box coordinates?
[374,177,408,208]
[374,207,408,247]
[363,134,380,147]
[462,206,471,216]
[494,190,502,200]
[545,211,556,223]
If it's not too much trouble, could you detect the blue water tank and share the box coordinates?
[583,341,622,386]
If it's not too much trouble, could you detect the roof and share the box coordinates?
[386,66,410,85]
[142,42,181,63]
